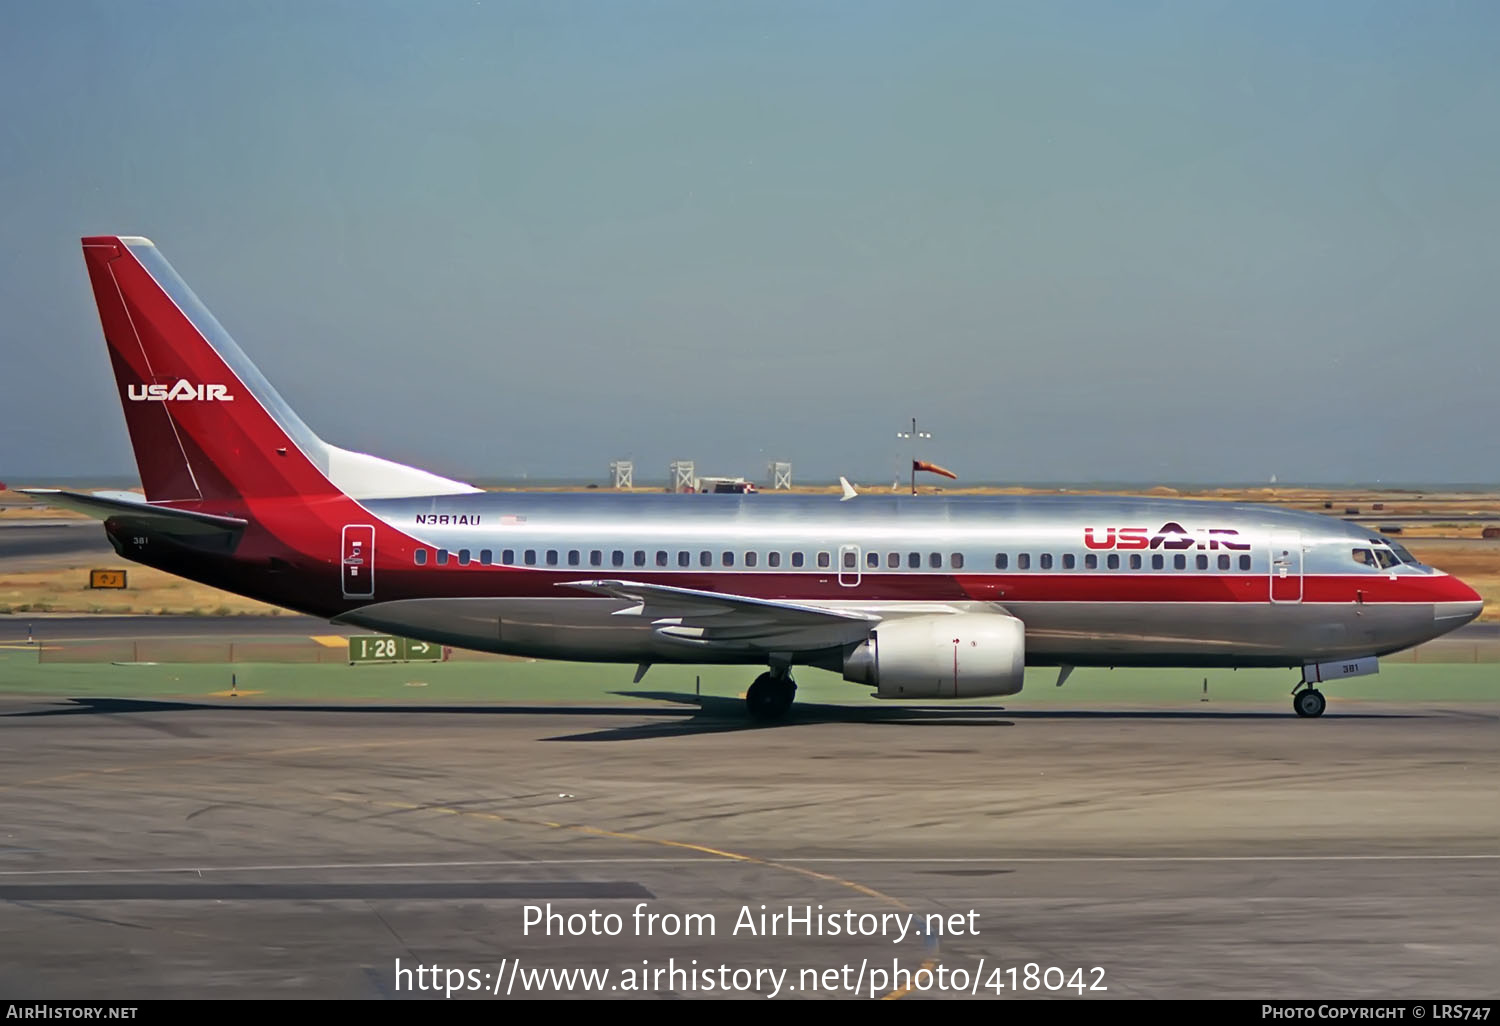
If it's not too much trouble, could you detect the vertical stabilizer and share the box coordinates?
[81,236,478,503]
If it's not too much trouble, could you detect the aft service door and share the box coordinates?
[838,544,862,587]
[341,524,375,599]
[1268,530,1302,603]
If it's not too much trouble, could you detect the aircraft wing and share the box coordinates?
[558,579,878,651]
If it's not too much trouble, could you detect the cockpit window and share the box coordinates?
[1389,542,1421,565]
[1367,538,1422,567]
[1372,548,1399,569]
[1352,548,1375,567]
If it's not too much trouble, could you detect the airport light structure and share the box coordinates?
[896,418,933,495]
[669,460,696,494]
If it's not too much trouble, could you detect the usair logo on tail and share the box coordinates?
[127,380,235,402]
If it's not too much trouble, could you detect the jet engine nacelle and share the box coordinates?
[842,613,1026,699]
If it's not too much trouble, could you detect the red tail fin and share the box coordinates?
[84,236,480,505]
[83,236,339,503]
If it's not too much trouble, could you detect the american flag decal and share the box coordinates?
[501,514,527,525]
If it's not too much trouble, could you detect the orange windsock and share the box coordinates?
[912,459,957,480]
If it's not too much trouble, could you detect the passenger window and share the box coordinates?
[722,551,734,567]
[457,549,471,566]
[867,551,879,569]
[746,551,758,568]
[655,550,668,567]
[1196,554,1208,570]
[700,550,713,567]
[994,553,1008,570]
[634,550,646,567]
[1218,554,1231,570]
[678,551,691,567]
[589,550,602,567]
[523,550,536,566]
[792,552,805,568]
[1018,553,1031,570]
[1239,555,1251,571]
[817,551,831,569]
[908,552,921,569]
[951,553,964,569]
[545,550,558,566]
[414,549,428,566]
[1084,553,1097,570]
[1039,553,1053,570]
[927,552,940,569]
[768,551,781,568]
[845,551,858,569]
[1150,554,1163,570]
[1129,554,1142,570]
[503,549,515,565]
[1107,554,1119,570]
[1173,554,1185,570]
[611,550,624,567]
[437,549,449,565]
[568,550,580,567]
[1061,553,1074,570]
[480,549,493,565]
[890,552,902,569]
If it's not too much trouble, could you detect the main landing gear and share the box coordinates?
[746,668,796,721]
[1292,681,1327,718]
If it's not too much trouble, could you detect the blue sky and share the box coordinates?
[3,1,1498,485]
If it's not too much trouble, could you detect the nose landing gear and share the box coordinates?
[746,669,796,721]
[1292,682,1327,718]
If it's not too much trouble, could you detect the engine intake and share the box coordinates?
[842,613,1025,699]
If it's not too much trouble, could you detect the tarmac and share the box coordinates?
[3,613,339,641]
[0,520,113,571]
[0,691,1494,999]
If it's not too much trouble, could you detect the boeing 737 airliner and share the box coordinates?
[26,236,1484,719]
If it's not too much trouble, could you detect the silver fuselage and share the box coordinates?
[326,493,1482,670]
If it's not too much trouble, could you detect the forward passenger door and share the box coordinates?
[1268,531,1302,603]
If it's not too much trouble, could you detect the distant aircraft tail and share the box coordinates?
[80,236,478,504]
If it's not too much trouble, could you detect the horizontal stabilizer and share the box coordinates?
[20,489,248,536]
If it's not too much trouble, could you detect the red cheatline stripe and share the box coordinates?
[358,566,1473,606]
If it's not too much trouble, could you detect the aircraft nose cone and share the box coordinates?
[1434,576,1484,627]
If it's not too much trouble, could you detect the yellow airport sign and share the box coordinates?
[348,635,445,664]
[89,569,128,589]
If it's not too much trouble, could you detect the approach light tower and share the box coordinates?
[896,418,932,496]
